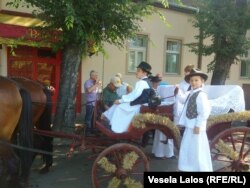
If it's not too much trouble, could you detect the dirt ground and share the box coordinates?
[29,138,178,188]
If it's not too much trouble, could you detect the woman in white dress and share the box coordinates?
[174,64,194,125]
[152,65,195,159]
[149,75,176,159]
[177,68,213,171]
[101,61,152,133]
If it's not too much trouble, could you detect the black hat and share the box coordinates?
[185,68,208,82]
[149,75,162,83]
[136,61,152,75]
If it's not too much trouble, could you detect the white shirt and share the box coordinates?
[116,82,129,98]
[178,88,211,131]
[103,76,149,133]
[119,77,149,103]
[179,79,190,92]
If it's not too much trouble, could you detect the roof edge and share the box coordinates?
[153,2,199,14]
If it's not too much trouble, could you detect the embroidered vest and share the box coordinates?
[186,91,201,119]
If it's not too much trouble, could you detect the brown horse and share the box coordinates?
[0,76,33,188]
[10,77,53,174]
[0,76,53,187]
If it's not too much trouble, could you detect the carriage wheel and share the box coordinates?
[210,127,250,172]
[92,143,149,188]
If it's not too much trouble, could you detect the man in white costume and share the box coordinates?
[177,68,213,171]
[101,61,152,133]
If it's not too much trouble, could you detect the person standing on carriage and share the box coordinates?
[160,64,195,159]
[101,61,152,133]
[141,74,162,147]
[177,68,213,171]
[174,64,194,125]
[84,70,102,133]
[150,75,176,159]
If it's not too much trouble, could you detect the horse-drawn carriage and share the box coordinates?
[0,76,249,188]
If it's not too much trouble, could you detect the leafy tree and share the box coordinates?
[187,0,250,85]
[7,0,169,130]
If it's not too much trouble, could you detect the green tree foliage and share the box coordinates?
[187,0,250,85]
[6,0,169,130]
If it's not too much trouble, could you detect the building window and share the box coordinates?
[127,35,148,73]
[240,49,250,78]
[165,39,182,74]
[240,60,250,78]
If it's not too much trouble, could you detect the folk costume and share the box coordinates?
[177,69,213,172]
[102,62,152,133]
[174,78,191,125]
[152,129,175,158]
[150,78,175,159]
[152,79,190,159]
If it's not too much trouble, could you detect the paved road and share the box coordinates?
[29,139,178,188]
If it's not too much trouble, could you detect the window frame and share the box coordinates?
[165,39,182,75]
[127,34,148,74]
[240,59,250,79]
[240,49,250,79]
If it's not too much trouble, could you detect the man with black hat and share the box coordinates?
[101,61,152,133]
[176,68,212,171]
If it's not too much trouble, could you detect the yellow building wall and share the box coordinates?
[81,8,214,91]
[0,0,249,90]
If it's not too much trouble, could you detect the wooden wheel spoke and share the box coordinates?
[92,143,149,188]
[238,132,247,158]
[129,172,144,177]
[243,149,250,159]
[112,150,124,168]
[216,164,233,172]
[229,134,236,151]
[210,127,250,172]
[211,148,235,161]
[97,174,114,183]
[128,159,143,172]
[213,157,233,163]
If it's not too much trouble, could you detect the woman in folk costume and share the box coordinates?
[174,64,194,125]
[150,75,175,159]
[177,68,213,171]
[101,61,152,133]
[152,64,195,160]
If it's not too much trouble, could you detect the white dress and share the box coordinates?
[174,80,190,125]
[103,78,149,133]
[151,85,176,158]
[152,129,174,158]
[177,88,213,171]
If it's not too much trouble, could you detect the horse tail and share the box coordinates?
[16,88,33,179]
[38,87,52,130]
[36,87,53,167]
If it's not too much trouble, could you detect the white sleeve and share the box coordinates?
[119,80,149,103]
[195,92,211,127]
[176,89,190,104]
